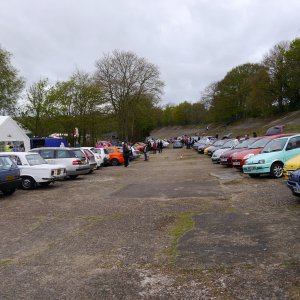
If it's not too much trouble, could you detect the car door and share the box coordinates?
[284,136,300,161]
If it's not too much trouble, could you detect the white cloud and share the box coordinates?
[1,0,299,104]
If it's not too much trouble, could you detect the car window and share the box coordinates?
[249,138,271,149]
[25,154,47,166]
[73,149,86,159]
[10,155,22,165]
[286,136,300,150]
[39,149,55,159]
[0,156,16,170]
[221,141,233,148]
[262,138,288,153]
[56,150,71,158]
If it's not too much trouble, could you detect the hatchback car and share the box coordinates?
[243,134,300,178]
[0,156,21,195]
[211,139,240,163]
[91,147,110,166]
[0,152,67,189]
[283,153,300,179]
[105,147,124,166]
[173,140,183,148]
[30,147,90,179]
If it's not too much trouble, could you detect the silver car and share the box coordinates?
[30,147,90,179]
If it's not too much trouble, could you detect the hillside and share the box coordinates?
[150,110,300,138]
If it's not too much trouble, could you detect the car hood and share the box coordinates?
[220,148,245,158]
[232,148,262,159]
[284,154,300,169]
[213,148,231,157]
[245,151,284,165]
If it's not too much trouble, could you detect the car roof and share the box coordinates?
[31,147,74,150]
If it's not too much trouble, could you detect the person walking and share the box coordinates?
[143,144,148,161]
[123,142,131,167]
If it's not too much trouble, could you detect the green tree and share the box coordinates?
[94,50,164,140]
[0,46,24,115]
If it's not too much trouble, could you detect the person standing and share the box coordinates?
[5,142,13,152]
[143,144,148,161]
[123,142,131,167]
[158,140,163,153]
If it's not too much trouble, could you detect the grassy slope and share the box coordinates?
[151,110,300,138]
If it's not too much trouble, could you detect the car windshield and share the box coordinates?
[214,140,227,147]
[221,140,233,148]
[262,138,288,153]
[235,138,255,149]
[73,149,86,159]
[25,154,47,166]
[0,156,16,170]
[248,138,272,149]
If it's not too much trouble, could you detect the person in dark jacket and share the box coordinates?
[158,140,163,153]
[122,142,131,167]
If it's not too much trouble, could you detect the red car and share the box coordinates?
[219,138,260,167]
[231,134,293,170]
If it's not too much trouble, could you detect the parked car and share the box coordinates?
[0,152,67,189]
[133,142,146,151]
[0,156,21,195]
[265,125,284,136]
[243,134,300,178]
[90,147,110,166]
[81,147,102,168]
[130,146,141,160]
[30,147,90,179]
[173,140,183,149]
[105,146,124,166]
[206,139,228,157]
[283,154,300,179]
[231,134,292,170]
[286,168,300,196]
[197,138,217,154]
[80,148,97,172]
[211,139,240,163]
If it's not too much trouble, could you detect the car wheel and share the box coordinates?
[111,159,119,166]
[40,182,51,187]
[292,191,300,197]
[69,175,79,179]
[270,162,283,178]
[2,188,16,195]
[21,177,36,190]
[249,174,260,178]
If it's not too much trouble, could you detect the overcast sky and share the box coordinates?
[1,0,300,105]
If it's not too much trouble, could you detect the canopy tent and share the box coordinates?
[0,116,30,151]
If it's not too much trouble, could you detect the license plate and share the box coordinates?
[221,158,227,162]
[233,162,240,166]
[5,175,15,181]
[247,166,257,171]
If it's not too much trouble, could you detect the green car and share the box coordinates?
[243,134,300,178]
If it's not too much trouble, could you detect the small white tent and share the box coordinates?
[0,116,30,151]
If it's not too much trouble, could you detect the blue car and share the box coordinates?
[287,168,300,197]
[0,156,21,195]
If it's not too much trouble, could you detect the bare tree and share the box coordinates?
[94,50,164,140]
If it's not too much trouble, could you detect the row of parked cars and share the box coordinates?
[192,130,300,197]
[0,144,143,196]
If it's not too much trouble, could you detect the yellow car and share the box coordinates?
[283,153,300,179]
[204,145,214,155]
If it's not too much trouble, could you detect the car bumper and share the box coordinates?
[0,178,22,190]
[287,180,300,194]
[283,169,296,180]
[67,166,90,175]
[243,164,270,174]
[211,157,220,163]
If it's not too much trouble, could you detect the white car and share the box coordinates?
[211,139,240,163]
[0,152,67,189]
[81,147,103,168]
[91,147,110,166]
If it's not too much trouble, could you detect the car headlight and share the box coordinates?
[258,159,265,164]
[243,153,254,160]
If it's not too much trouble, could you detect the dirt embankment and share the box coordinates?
[151,110,300,138]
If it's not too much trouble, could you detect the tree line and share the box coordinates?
[1,38,300,143]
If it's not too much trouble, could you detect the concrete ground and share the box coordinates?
[0,148,299,299]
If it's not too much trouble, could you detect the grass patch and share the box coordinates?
[165,212,195,266]
[282,259,299,268]
[0,259,13,267]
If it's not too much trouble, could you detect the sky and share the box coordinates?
[1,0,300,105]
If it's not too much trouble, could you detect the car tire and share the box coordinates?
[292,191,300,197]
[111,159,119,166]
[69,175,79,179]
[2,188,16,195]
[270,162,283,178]
[21,176,36,190]
[249,174,260,178]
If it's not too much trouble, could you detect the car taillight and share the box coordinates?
[73,160,81,165]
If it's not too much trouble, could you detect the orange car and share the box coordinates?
[105,147,124,166]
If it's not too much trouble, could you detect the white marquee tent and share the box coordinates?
[0,116,30,151]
